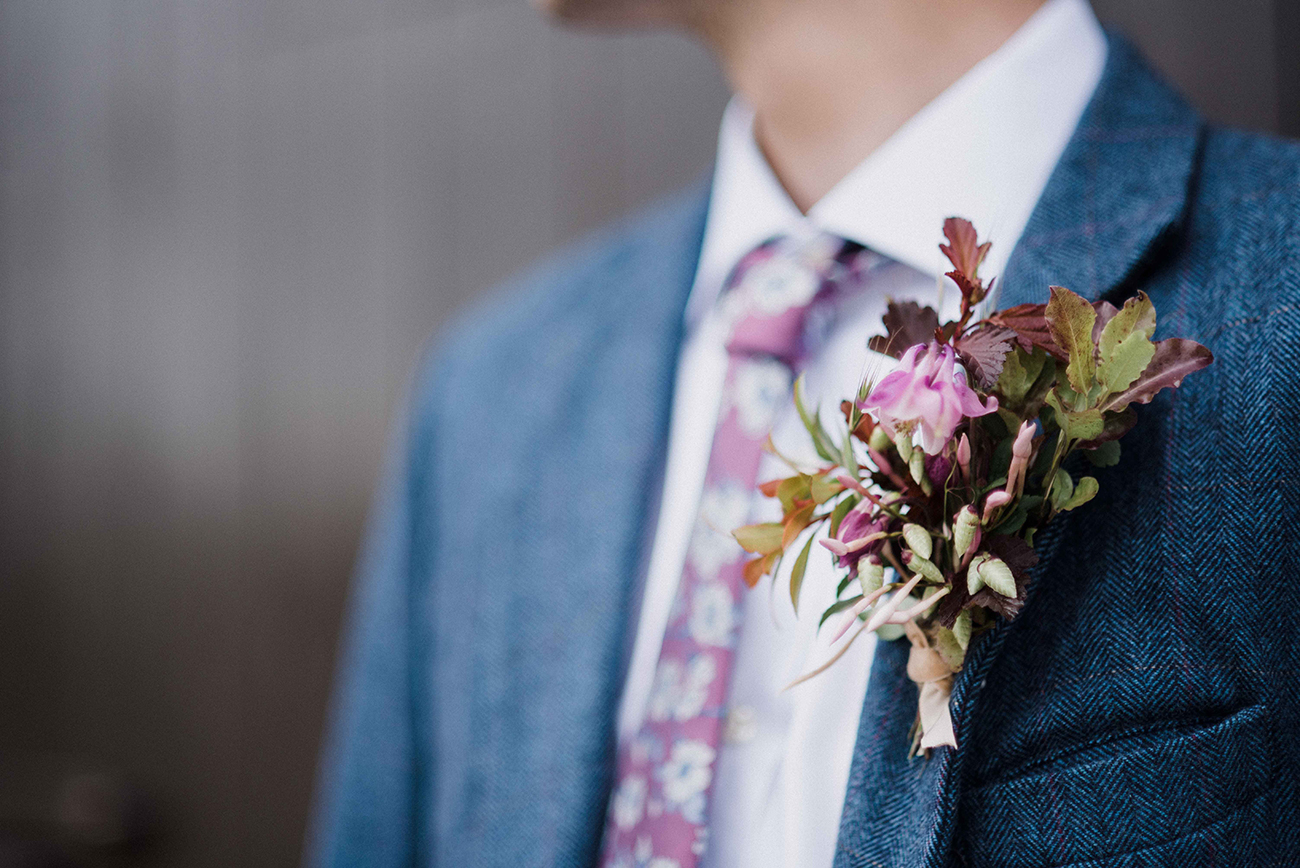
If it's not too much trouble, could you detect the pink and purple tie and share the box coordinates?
[600,234,876,868]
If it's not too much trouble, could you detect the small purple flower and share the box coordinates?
[820,506,892,570]
[860,342,998,455]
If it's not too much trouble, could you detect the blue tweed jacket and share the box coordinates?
[308,37,1300,868]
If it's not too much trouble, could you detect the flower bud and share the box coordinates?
[976,555,1017,597]
[952,506,979,559]
[981,490,1012,523]
[901,523,932,560]
[857,555,884,595]
[956,433,971,481]
[1012,420,1035,459]
[1006,421,1036,496]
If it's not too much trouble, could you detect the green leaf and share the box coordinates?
[782,503,815,549]
[877,623,907,641]
[1065,408,1104,442]
[1085,440,1122,467]
[733,522,785,555]
[819,594,864,629]
[1022,351,1058,414]
[828,496,856,539]
[841,429,859,478]
[1100,338,1215,413]
[836,573,855,598]
[993,506,1028,535]
[1097,330,1156,398]
[794,375,840,463]
[1077,408,1137,449]
[788,534,815,615]
[776,475,811,513]
[1098,292,1156,362]
[933,626,966,670]
[810,475,843,505]
[995,347,1034,405]
[1029,430,1059,479]
[1061,476,1099,510]
[1049,467,1075,510]
[953,610,972,650]
[1045,286,1097,394]
[989,435,1014,483]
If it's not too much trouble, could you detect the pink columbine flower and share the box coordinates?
[860,342,998,455]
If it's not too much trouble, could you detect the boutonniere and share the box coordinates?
[733,218,1213,752]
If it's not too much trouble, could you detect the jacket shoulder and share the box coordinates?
[1197,126,1300,210]
[1186,127,1300,308]
[417,182,709,404]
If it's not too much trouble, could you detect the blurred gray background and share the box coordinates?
[0,1,1295,865]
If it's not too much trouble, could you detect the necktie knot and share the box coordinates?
[723,233,873,365]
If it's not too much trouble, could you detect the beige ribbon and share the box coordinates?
[904,621,959,750]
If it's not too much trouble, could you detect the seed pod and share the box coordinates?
[976,555,1017,597]
[966,553,988,594]
[952,506,979,559]
[858,555,884,594]
[894,430,914,463]
[869,425,892,454]
[909,449,926,486]
[901,523,933,560]
[902,550,944,584]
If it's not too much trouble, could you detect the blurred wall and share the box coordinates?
[0,1,1293,866]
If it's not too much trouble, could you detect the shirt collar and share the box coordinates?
[687,0,1107,326]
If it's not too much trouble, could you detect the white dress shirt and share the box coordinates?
[616,1,1107,865]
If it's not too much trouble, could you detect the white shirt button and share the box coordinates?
[723,705,758,744]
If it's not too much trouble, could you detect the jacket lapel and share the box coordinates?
[832,35,1203,868]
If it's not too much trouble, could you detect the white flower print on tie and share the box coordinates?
[647,654,717,722]
[659,740,716,809]
[686,524,741,579]
[730,357,792,437]
[742,255,821,314]
[687,583,735,647]
[612,775,648,831]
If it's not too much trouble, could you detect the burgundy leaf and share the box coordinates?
[984,533,1039,583]
[939,217,991,281]
[868,300,940,358]
[841,399,875,442]
[985,303,1068,360]
[1101,338,1214,412]
[954,325,1016,389]
[946,270,979,300]
[934,588,968,629]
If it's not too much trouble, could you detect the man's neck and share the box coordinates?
[696,0,1046,212]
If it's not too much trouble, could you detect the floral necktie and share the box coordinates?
[600,233,877,868]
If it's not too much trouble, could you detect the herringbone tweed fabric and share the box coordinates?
[833,36,1300,868]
